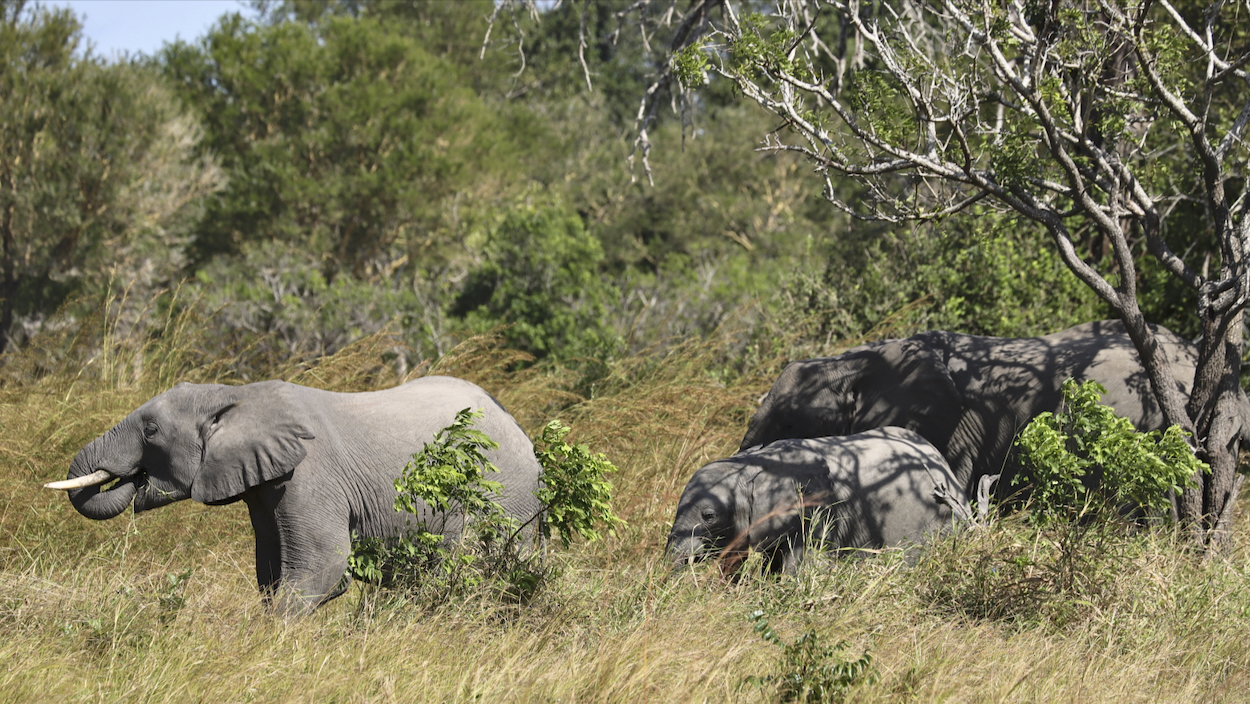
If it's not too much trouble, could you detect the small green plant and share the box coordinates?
[157,568,194,624]
[1015,379,1207,522]
[394,407,514,548]
[744,610,874,703]
[533,420,624,548]
[347,408,529,604]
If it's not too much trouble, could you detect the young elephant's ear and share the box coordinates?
[192,381,316,504]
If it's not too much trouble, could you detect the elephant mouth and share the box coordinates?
[47,465,164,521]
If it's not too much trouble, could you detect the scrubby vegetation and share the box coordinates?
[4,0,1250,701]
[3,304,1250,701]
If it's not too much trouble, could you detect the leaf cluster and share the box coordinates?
[1015,379,1207,522]
[533,420,624,548]
[845,71,913,147]
[729,14,810,83]
[350,407,625,607]
[395,408,508,526]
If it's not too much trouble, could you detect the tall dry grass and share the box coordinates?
[2,295,1250,702]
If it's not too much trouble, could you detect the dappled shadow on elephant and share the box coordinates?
[666,428,968,576]
[46,376,543,615]
[740,320,1235,502]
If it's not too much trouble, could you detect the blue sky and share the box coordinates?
[48,1,258,58]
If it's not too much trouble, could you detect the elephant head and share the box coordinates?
[666,458,817,576]
[47,381,315,519]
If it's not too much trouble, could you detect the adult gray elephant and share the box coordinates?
[740,320,1244,500]
[45,376,542,613]
[667,427,967,574]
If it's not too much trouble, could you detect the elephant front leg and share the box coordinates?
[244,490,283,600]
[270,516,354,615]
[245,484,353,615]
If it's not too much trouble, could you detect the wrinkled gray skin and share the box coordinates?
[667,428,964,574]
[59,376,542,614]
[741,320,1250,502]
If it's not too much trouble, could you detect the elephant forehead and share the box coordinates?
[683,463,743,494]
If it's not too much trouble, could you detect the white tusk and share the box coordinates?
[44,470,115,491]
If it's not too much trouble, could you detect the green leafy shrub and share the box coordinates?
[349,408,622,607]
[452,206,621,362]
[744,610,874,703]
[533,420,624,548]
[1015,379,1206,522]
[348,408,526,605]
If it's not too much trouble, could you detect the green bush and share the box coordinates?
[533,420,624,548]
[452,206,621,362]
[1015,379,1206,522]
[349,408,622,607]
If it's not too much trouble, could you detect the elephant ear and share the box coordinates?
[849,337,962,448]
[743,461,827,566]
[192,381,316,504]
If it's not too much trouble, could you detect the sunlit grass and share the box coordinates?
[3,298,1250,701]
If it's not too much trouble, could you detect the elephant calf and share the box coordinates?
[46,376,543,614]
[666,427,967,575]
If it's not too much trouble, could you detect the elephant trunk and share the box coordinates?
[62,424,144,521]
[665,528,709,569]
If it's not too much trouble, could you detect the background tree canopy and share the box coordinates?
[1,0,1220,399]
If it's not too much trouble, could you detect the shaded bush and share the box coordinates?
[453,206,620,362]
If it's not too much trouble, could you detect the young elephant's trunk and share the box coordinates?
[665,528,710,569]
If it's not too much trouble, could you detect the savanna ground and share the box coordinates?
[1,301,1249,703]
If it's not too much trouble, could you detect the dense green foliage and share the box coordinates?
[1016,380,1207,521]
[350,407,622,605]
[453,207,620,361]
[795,211,1111,343]
[0,3,218,352]
[4,0,1175,369]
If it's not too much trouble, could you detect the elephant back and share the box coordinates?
[740,340,962,455]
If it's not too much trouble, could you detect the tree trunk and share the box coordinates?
[1183,306,1246,544]
[1,193,16,355]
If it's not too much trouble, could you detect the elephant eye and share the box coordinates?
[211,404,235,425]
[143,421,158,439]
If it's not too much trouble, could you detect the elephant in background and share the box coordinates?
[47,376,543,613]
[667,427,967,574]
[740,320,1249,500]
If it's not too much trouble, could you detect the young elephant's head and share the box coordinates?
[47,381,314,519]
[666,448,833,576]
[665,462,746,570]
